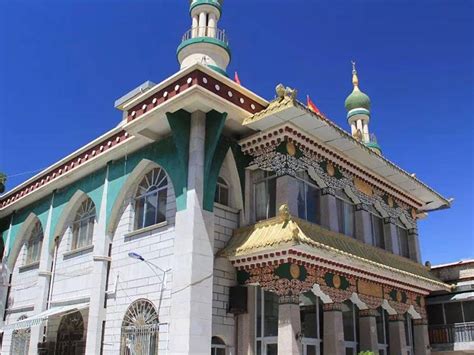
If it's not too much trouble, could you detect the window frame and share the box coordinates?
[134,168,169,231]
[368,206,385,249]
[255,286,279,354]
[342,300,359,353]
[25,222,43,265]
[71,199,96,251]
[395,223,410,258]
[335,190,356,238]
[211,336,226,355]
[295,172,322,225]
[215,176,230,206]
[253,171,277,222]
[376,307,390,355]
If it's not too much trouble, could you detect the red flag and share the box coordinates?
[307,95,321,114]
[234,71,241,85]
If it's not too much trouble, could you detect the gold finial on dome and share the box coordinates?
[351,60,360,90]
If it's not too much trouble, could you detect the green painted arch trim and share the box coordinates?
[365,141,382,153]
[189,0,222,15]
[206,64,228,77]
[176,37,231,60]
[347,108,370,119]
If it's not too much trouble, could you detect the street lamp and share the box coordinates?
[127,251,171,277]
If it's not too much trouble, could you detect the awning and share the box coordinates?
[2,302,89,331]
[428,291,474,304]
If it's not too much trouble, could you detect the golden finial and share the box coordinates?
[351,60,359,90]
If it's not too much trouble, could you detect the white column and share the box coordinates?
[350,122,357,136]
[169,111,214,355]
[363,121,370,143]
[85,166,111,354]
[356,119,363,134]
[277,296,302,355]
[198,12,207,37]
[28,196,55,355]
[208,13,217,37]
[192,15,199,38]
[359,309,379,353]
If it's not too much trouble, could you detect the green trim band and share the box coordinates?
[347,108,370,119]
[365,141,382,153]
[176,37,231,60]
[206,64,228,77]
[189,0,222,15]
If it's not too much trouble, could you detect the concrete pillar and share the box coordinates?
[363,121,370,143]
[383,218,398,254]
[192,15,199,38]
[355,204,372,245]
[237,286,256,355]
[389,314,407,355]
[85,166,111,354]
[408,228,421,263]
[323,303,345,355]
[276,175,298,216]
[278,296,302,355]
[320,190,338,232]
[198,12,207,36]
[359,309,379,354]
[208,13,217,37]
[169,111,214,355]
[28,196,54,354]
[356,119,363,133]
[413,319,431,355]
[350,122,357,136]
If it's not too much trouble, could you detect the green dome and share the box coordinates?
[345,89,371,112]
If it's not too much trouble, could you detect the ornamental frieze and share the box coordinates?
[247,138,416,228]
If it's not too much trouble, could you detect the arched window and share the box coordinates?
[71,199,96,250]
[335,190,355,237]
[120,299,160,355]
[56,311,85,355]
[25,221,43,264]
[10,316,30,355]
[211,336,226,355]
[135,168,168,230]
[369,206,385,249]
[214,177,229,206]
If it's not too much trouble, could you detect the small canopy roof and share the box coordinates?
[1,302,89,331]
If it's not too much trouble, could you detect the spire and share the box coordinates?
[177,0,231,75]
[351,60,360,91]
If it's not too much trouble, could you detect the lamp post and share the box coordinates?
[127,252,171,288]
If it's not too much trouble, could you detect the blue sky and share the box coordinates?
[0,0,472,264]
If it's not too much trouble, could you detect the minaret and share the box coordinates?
[345,61,382,154]
[177,0,231,75]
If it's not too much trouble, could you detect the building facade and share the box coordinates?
[427,260,474,354]
[0,1,452,354]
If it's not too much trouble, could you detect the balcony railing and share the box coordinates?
[181,27,229,45]
[429,322,474,344]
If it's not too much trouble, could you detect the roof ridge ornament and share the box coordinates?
[275,83,298,101]
[351,60,360,91]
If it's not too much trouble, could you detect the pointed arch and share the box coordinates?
[216,148,244,211]
[51,190,93,252]
[107,159,174,236]
[7,213,42,270]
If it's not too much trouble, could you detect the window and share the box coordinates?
[463,301,474,322]
[120,299,160,355]
[300,292,324,355]
[211,337,226,355]
[335,191,355,237]
[214,177,229,206]
[342,301,359,354]
[376,307,390,355]
[404,313,414,355]
[396,225,410,258]
[427,301,474,325]
[445,302,464,324]
[256,287,278,354]
[10,316,30,355]
[135,168,168,230]
[56,311,85,355]
[254,172,276,221]
[25,222,43,264]
[369,207,385,248]
[427,304,444,325]
[71,199,96,250]
[296,174,322,225]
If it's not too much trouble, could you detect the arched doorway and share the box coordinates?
[55,311,85,355]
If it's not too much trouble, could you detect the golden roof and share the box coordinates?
[220,206,445,286]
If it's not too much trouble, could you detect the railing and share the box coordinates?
[181,27,228,44]
[429,322,474,344]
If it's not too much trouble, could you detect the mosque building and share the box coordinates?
[0,1,452,354]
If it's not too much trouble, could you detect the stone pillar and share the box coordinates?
[85,167,111,354]
[355,204,372,245]
[198,12,207,36]
[320,190,338,232]
[323,303,345,355]
[192,15,199,38]
[408,228,421,263]
[359,309,379,354]
[278,295,302,355]
[208,13,217,37]
[237,286,256,355]
[413,319,430,355]
[29,196,54,354]
[169,111,214,355]
[388,314,407,355]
